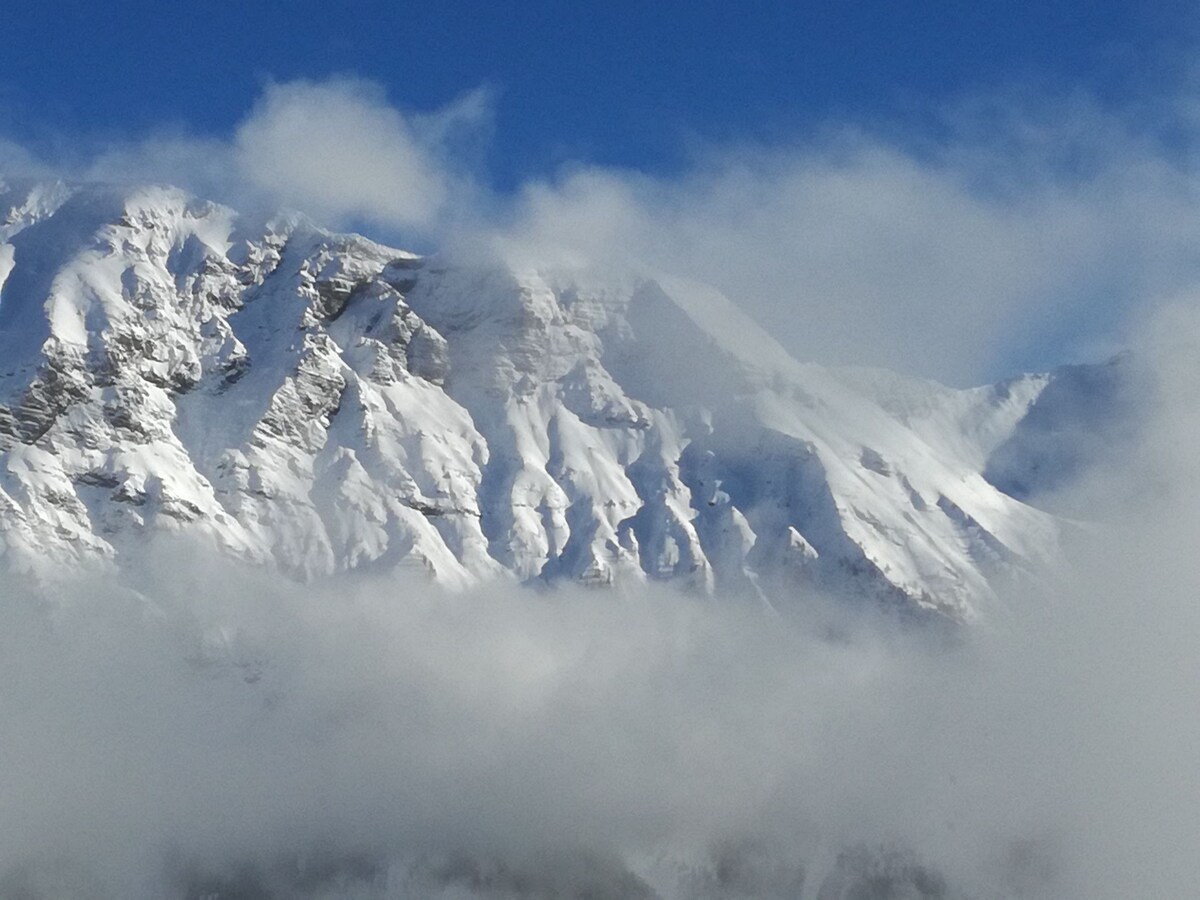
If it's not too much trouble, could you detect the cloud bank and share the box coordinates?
[495,96,1200,384]
[3,74,1200,898]
[234,78,489,231]
[3,376,1200,900]
[7,297,1200,898]
[59,77,490,236]
[11,76,1200,382]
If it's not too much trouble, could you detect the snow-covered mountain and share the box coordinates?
[0,178,1092,618]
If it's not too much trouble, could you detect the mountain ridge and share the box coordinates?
[0,178,1099,618]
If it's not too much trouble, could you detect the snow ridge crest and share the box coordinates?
[0,181,1064,618]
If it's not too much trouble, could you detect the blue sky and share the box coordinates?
[3,1,1194,188]
[4,2,1200,384]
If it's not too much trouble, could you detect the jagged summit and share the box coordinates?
[0,179,1075,617]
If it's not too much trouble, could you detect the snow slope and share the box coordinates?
[0,179,1070,618]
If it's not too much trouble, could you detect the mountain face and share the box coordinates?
[0,179,1078,619]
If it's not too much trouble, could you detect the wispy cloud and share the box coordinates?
[9,77,1200,383]
[4,390,1200,900]
[233,78,489,230]
[3,73,1200,899]
[13,78,491,238]
[494,93,1200,384]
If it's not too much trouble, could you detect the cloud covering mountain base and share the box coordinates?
[4,296,1199,899]
[3,75,1200,899]
[3,436,1197,900]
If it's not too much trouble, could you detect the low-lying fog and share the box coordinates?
[3,305,1198,899]
[5,77,1200,899]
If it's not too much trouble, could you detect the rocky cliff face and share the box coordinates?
[0,179,1069,618]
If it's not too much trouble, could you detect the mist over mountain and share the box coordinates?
[0,177,1125,619]
[7,0,1200,890]
[0,167,1190,900]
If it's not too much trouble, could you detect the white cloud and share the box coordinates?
[233,77,488,230]
[28,79,490,237]
[5,75,1200,899]
[493,101,1200,384]
[4,409,1200,900]
[11,77,1200,384]
[85,132,240,203]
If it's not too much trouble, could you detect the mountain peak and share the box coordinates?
[0,180,1072,617]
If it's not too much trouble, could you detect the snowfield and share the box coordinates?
[0,178,1105,619]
